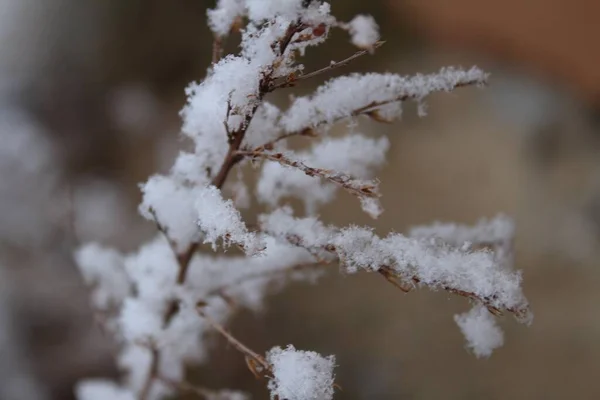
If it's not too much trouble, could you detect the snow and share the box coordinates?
[139,175,201,252]
[267,345,336,400]
[256,134,388,215]
[281,67,488,132]
[347,15,380,50]
[455,305,505,358]
[262,209,530,318]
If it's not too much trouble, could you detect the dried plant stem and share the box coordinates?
[139,347,160,400]
[269,41,385,91]
[197,308,270,371]
[211,22,305,189]
[212,36,226,65]
[256,77,487,152]
[237,150,380,200]
[157,375,214,399]
[202,263,326,301]
[267,233,528,319]
[138,24,307,399]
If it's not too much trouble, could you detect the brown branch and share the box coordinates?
[162,22,306,315]
[264,232,530,320]
[269,41,385,91]
[236,150,380,199]
[210,21,305,189]
[157,376,214,399]
[351,79,484,116]
[212,36,226,65]
[139,347,160,400]
[255,76,487,153]
[138,25,318,393]
[197,307,270,371]
[252,127,317,152]
[175,242,199,284]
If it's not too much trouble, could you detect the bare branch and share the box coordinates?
[197,307,270,371]
[212,36,226,65]
[237,150,381,200]
[157,375,214,399]
[269,41,385,91]
[262,230,531,320]
[211,22,306,190]
[139,347,160,400]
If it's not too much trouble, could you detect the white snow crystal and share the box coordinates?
[139,175,201,252]
[454,305,504,358]
[347,15,379,50]
[196,185,264,254]
[262,210,529,317]
[267,345,336,400]
[333,226,527,314]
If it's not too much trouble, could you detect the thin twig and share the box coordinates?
[269,41,385,91]
[212,36,226,65]
[144,25,309,392]
[266,232,530,320]
[139,347,160,400]
[236,150,380,199]
[211,22,305,190]
[255,77,486,153]
[197,308,270,371]
[202,262,326,301]
[157,375,214,399]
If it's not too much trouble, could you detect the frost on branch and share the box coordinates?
[140,176,262,254]
[195,185,264,254]
[454,305,505,358]
[409,214,515,248]
[267,345,336,400]
[281,67,488,132]
[249,134,388,217]
[261,208,531,322]
[139,175,201,252]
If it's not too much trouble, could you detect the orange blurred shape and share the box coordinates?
[395,0,600,103]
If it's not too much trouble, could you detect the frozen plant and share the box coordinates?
[74,1,532,399]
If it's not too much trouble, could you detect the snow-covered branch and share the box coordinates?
[238,149,382,218]
[73,1,529,399]
[260,207,531,322]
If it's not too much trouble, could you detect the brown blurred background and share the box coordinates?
[1,0,599,399]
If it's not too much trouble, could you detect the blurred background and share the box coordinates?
[1,0,599,399]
